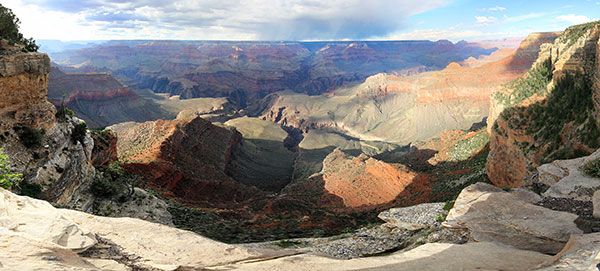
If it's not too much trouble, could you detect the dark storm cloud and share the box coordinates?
[25,0,450,40]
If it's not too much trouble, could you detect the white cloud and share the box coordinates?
[475,16,497,23]
[555,14,591,25]
[373,27,518,42]
[3,0,451,41]
[504,13,546,23]
[478,6,506,12]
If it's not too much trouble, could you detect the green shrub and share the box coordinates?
[71,122,88,144]
[90,163,130,198]
[0,148,22,189]
[0,4,38,52]
[16,126,45,149]
[18,181,41,198]
[55,107,75,121]
[582,158,600,178]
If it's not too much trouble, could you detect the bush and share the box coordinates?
[18,181,41,198]
[582,158,600,178]
[71,122,88,144]
[0,4,38,52]
[55,107,75,121]
[16,126,45,149]
[90,163,130,198]
[0,148,22,189]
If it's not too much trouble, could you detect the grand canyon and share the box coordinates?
[1,1,600,270]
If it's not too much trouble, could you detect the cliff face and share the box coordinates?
[110,114,264,206]
[487,23,600,187]
[0,42,55,132]
[48,67,167,129]
[53,40,495,106]
[486,32,561,134]
[0,41,96,204]
[257,40,535,145]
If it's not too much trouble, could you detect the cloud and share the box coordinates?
[10,0,450,40]
[504,13,546,23]
[555,14,591,25]
[375,28,508,41]
[478,6,506,12]
[475,16,497,23]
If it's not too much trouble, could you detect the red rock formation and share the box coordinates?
[317,149,431,208]
[111,115,264,206]
[90,130,118,169]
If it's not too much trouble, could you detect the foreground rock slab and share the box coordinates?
[209,242,552,271]
[0,188,96,251]
[536,233,600,270]
[59,209,272,270]
[539,149,600,201]
[443,182,582,254]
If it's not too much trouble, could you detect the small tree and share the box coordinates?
[0,148,22,189]
[0,4,38,52]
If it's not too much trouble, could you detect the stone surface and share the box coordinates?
[212,242,552,271]
[378,202,446,230]
[487,24,600,188]
[541,149,600,202]
[0,117,97,205]
[0,188,96,251]
[594,190,600,219]
[0,45,55,132]
[536,233,600,270]
[90,129,118,170]
[443,182,582,254]
[59,209,271,270]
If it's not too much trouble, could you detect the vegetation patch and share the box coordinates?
[18,181,41,198]
[0,4,38,52]
[502,72,598,161]
[0,148,22,189]
[16,126,45,149]
[90,163,132,199]
[71,122,88,145]
[559,21,600,48]
[493,58,553,108]
[582,158,600,178]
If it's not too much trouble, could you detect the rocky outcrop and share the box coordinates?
[486,32,561,134]
[378,202,446,231]
[537,149,600,201]
[109,115,263,206]
[538,233,600,270]
[487,23,600,187]
[443,182,582,254]
[90,130,118,170]
[0,44,97,205]
[315,148,431,208]
[0,41,55,132]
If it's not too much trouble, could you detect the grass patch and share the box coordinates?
[582,158,600,178]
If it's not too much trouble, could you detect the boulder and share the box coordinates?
[443,182,582,254]
[378,202,446,230]
[535,233,600,270]
[0,188,96,251]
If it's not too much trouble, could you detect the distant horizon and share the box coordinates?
[4,0,598,42]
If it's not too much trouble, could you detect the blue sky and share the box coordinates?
[3,0,599,41]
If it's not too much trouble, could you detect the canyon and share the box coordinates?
[2,16,600,270]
